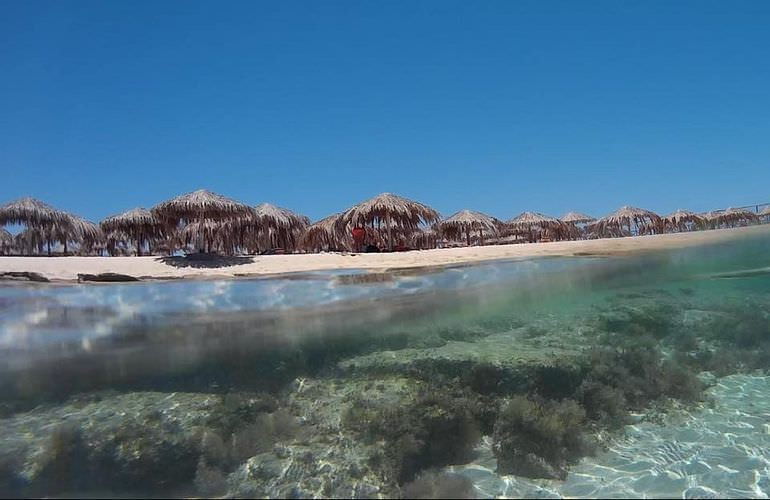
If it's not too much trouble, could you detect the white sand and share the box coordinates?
[1,224,768,282]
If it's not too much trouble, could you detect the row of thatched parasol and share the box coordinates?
[0,191,766,256]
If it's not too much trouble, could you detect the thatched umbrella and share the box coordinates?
[14,227,46,255]
[339,193,440,251]
[101,208,165,256]
[411,228,441,250]
[0,197,72,255]
[103,230,131,256]
[152,189,254,253]
[712,207,760,228]
[439,210,498,246]
[507,211,567,242]
[0,228,12,255]
[178,220,228,253]
[561,212,595,225]
[253,203,309,252]
[592,206,662,238]
[54,215,103,255]
[0,197,69,227]
[699,211,720,230]
[663,210,705,233]
[301,213,349,252]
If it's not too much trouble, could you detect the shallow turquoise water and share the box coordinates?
[0,229,769,498]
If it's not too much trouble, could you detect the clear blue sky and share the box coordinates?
[1,0,769,222]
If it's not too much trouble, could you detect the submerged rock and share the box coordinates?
[0,392,218,496]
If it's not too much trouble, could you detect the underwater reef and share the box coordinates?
[1,285,769,498]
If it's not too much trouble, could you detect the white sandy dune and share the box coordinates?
[1,224,768,282]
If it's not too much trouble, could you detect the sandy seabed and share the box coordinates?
[1,224,768,282]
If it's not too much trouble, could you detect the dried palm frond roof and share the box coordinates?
[561,212,595,224]
[102,208,165,234]
[152,189,254,221]
[597,206,662,225]
[301,213,348,250]
[0,197,69,226]
[178,220,225,243]
[663,209,704,224]
[715,207,760,224]
[254,203,309,230]
[507,211,562,226]
[66,216,103,242]
[440,210,498,232]
[0,228,12,245]
[340,193,440,228]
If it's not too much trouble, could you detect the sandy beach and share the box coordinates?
[1,224,768,282]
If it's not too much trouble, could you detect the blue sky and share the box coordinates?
[1,0,769,222]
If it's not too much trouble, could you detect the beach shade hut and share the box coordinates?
[439,210,498,246]
[55,215,103,255]
[506,211,567,243]
[592,206,663,238]
[0,197,71,256]
[0,197,69,228]
[301,213,350,253]
[178,220,229,254]
[663,210,705,233]
[103,230,132,256]
[561,212,595,225]
[0,228,12,255]
[253,203,309,252]
[75,218,104,255]
[713,207,760,228]
[152,189,254,253]
[101,208,165,256]
[699,211,720,230]
[410,228,441,250]
[13,227,46,255]
[339,193,440,251]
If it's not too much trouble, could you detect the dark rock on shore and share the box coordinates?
[77,272,140,282]
[0,271,49,282]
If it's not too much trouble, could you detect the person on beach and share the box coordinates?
[351,226,366,252]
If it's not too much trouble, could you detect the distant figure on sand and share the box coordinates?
[351,226,366,252]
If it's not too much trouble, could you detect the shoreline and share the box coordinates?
[0,224,768,283]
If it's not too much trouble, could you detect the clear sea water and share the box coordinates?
[0,228,769,498]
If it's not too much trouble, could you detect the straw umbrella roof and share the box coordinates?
[60,215,103,245]
[178,220,224,245]
[411,228,441,249]
[439,210,498,241]
[0,228,12,246]
[715,207,760,225]
[507,211,562,227]
[597,206,662,226]
[340,193,440,228]
[440,210,498,232]
[592,206,662,236]
[663,209,704,226]
[254,203,309,230]
[561,212,595,224]
[152,189,254,222]
[301,213,348,251]
[0,197,69,226]
[14,227,46,253]
[102,208,165,235]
